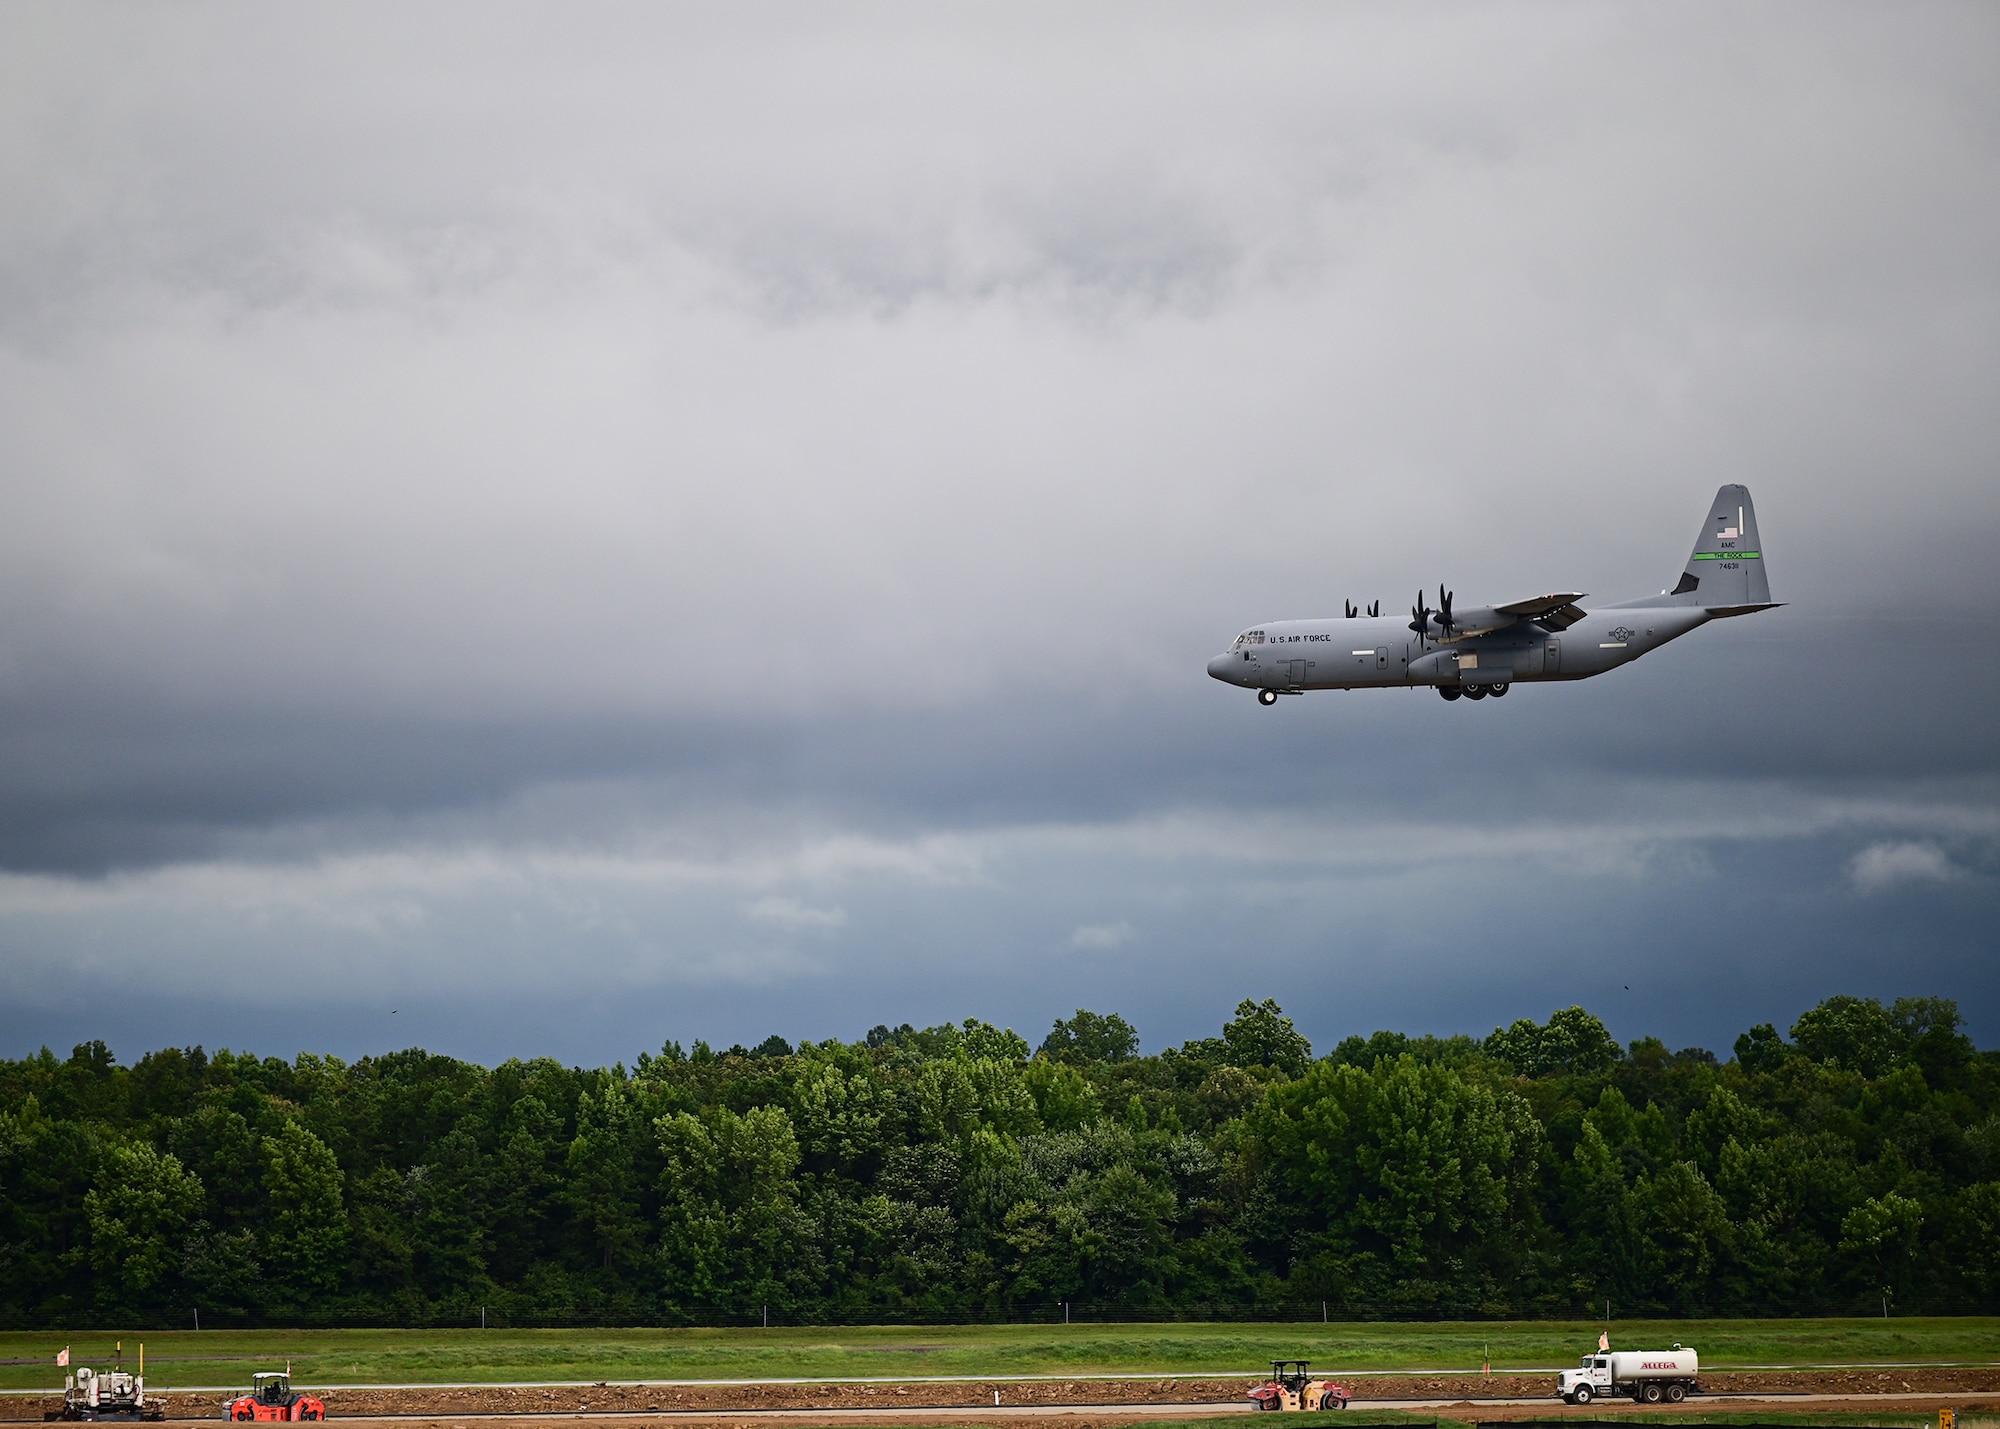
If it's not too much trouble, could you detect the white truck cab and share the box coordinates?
[1558,1346,1700,1405]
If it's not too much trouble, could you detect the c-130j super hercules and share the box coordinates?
[1208,484,1779,704]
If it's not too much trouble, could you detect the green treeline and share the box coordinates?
[3,994,1998,1327]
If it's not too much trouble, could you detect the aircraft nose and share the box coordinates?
[1207,653,1237,683]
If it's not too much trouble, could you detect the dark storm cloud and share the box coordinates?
[1,3,1998,1062]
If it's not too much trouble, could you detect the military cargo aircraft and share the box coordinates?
[1207,484,1778,704]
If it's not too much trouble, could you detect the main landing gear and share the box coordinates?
[1440,683,1508,702]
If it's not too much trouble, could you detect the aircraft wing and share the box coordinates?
[1494,592,1587,616]
[1491,592,1588,630]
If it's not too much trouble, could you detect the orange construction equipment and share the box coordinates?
[1248,1361,1349,1411]
[223,1374,324,1422]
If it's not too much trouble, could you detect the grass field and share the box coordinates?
[3,1318,1997,1392]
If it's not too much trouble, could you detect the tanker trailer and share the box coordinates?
[1557,1345,1700,1405]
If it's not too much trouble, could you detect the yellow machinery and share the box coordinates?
[1247,1361,1350,1412]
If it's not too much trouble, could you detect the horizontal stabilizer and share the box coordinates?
[1706,602,1785,619]
[1494,592,1587,617]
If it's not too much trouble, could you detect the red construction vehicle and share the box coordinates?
[1248,1361,1350,1411]
[224,1374,324,1422]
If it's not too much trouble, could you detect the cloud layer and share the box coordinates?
[1,4,1997,1063]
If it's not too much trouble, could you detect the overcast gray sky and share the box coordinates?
[2,3,1997,1067]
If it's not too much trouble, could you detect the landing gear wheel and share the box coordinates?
[1666,1384,1686,1404]
[1465,685,1488,700]
[1257,689,1279,706]
[1439,686,1462,701]
[1642,1383,1664,1404]
[1572,1385,1592,1406]
[1489,682,1509,697]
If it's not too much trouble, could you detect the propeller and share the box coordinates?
[1368,600,1380,617]
[1435,585,1457,637]
[1345,600,1357,618]
[1408,590,1430,635]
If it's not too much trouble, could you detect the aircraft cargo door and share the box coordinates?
[1544,639,1561,675]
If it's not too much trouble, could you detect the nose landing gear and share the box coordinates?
[1257,689,1279,706]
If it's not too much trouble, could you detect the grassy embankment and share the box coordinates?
[2,1318,1996,1392]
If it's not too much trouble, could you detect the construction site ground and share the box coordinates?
[9,1368,1999,1423]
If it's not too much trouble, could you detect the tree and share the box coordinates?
[1840,1191,1922,1299]
[84,1141,203,1313]
[1792,996,1903,1078]
[260,1121,348,1297]
[1040,1010,1140,1064]
[912,1057,1038,1144]
[1,990,1995,1324]
[1252,1054,1540,1302]
[1638,1162,1730,1310]
[1486,1007,1620,1077]
[1222,999,1312,1076]
[1733,1023,1789,1074]
[790,1056,887,1173]
[565,1081,647,1273]
[1565,1120,1648,1303]
[655,1105,803,1306]
[1022,1059,1102,1133]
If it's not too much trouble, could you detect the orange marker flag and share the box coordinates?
[1599,1332,1610,1352]
[56,1347,69,1368]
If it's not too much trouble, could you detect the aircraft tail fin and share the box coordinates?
[1662,484,1771,606]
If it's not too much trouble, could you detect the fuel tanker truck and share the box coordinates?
[1558,1345,1700,1405]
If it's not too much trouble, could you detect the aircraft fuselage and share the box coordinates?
[1205,602,1715,694]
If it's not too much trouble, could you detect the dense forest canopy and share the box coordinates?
[3,995,1997,1327]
